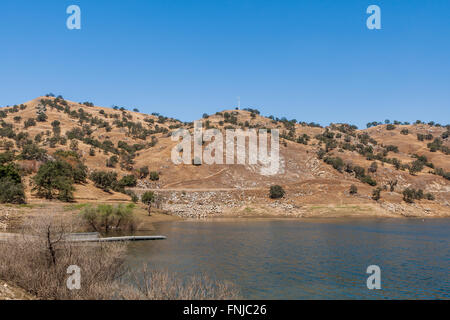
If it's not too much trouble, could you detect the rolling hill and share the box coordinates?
[0,96,449,218]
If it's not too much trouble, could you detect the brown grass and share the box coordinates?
[0,216,240,300]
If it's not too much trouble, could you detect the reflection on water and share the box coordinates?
[125,218,450,299]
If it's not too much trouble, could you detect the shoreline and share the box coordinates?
[1,201,449,233]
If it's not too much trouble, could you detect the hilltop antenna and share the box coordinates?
[237,96,240,109]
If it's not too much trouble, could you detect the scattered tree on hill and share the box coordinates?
[388,180,397,192]
[269,185,285,199]
[368,162,378,173]
[32,160,76,202]
[139,166,149,179]
[106,155,119,168]
[372,187,382,201]
[386,124,396,130]
[0,162,26,204]
[118,175,137,188]
[409,160,424,175]
[349,185,358,195]
[89,171,118,193]
[149,171,160,181]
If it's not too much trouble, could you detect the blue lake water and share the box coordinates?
[125,218,450,299]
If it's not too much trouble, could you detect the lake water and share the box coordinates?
[125,218,450,299]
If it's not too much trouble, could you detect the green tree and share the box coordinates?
[269,185,285,199]
[139,166,149,179]
[33,160,75,201]
[349,185,358,195]
[0,163,25,204]
[149,171,160,181]
[409,160,424,175]
[402,188,415,203]
[118,175,137,187]
[89,171,118,192]
[372,187,382,201]
[141,191,155,205]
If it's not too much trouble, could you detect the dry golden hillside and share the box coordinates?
[0,96,449,217]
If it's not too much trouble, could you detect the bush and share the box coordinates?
[0,151,14,165]
[349,185,358,195]
[126,191,139,203]
[269,185,285,199]
[386,124,396,130]
[90,171,118,192]
[141,191,155,205]
[24,118,36,128]
[323,156,344,172]
[119,175,137,187]
[149,171,160,181]
[425,193,435,201]
[372,187,382,201]
[402,188,415,203]
[409,160,424,175]
[368,162,378,173]
[0,217,129,299]
[36,113,47,122]
[400,128,409,135]
[139,166,149,179]
[361,175,377,186]
[402,188,431,203]
[19,143,47,161]
[80,203,136,233]
[106,155,118,168]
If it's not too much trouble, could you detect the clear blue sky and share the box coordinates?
[1,0,449,128]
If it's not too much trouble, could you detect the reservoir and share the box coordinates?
[125,218,450,299]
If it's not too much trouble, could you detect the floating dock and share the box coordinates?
[0,232,166,243]
[68,235,167,242]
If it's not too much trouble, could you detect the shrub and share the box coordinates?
[89,171,118,192]
[106,155,119,168]
[409,160,424,175]
[425,193,435,201]
[149,171,160,181]
[24,118,36,128]
[119,175,137,187]
[139,166,149,179]
[361,175,377,186]
[19,143,47,161]
[402,188,415,203]
[269,185,285,199]
[402,188,430,203]
[0,151,14,165]
[141,191,155,205]
[368,162,378,173]
[36,113,47,122]
[400,128,409,135]
[80,203,136,233]
[388,180,398,192]
[323,156,344,172]
[372,187,382,201]
[349,185,358,195]
[386,124,396,130]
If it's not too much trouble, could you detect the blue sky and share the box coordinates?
[0,0,449,128]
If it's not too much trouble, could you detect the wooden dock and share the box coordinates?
[0,232,166,243]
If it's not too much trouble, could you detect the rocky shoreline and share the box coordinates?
[132,189,450,219]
